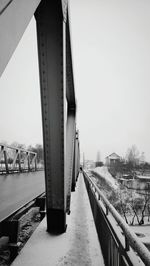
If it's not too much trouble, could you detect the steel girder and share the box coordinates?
[35,0,77,233]
[0,0,79,234]
[35,0,66,233]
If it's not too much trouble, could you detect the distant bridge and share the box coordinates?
[0,144,38,174]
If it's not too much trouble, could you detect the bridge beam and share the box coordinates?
[75,131,80,181]
[0,0,41,77]
[35,0,66,233]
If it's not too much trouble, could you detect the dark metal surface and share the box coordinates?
[84,171,150,266]
[35,0,66,233]
[0,0,79,234]
[75,131,80,180]
[0,171,45,222]
[72,131,80,191]
[66,10,76,107]
[35,0,78,233]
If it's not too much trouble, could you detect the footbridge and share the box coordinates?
[0,1,150,265]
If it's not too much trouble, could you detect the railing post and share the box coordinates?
[35,0,67,233]
[125,236,130,252]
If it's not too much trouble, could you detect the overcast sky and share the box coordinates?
[1,0,150,162]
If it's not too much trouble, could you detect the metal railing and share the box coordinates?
[0,192,45,260]
[0,144,38,174]
[83,171,150,266]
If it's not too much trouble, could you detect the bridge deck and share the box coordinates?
[0,171,45,221]
[12,173,105,266]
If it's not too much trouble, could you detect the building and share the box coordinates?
[105,152,121,166]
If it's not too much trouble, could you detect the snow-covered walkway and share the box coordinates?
[93,166,118,190]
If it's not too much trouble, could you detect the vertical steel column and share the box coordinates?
[75,131,80,181]
[0,147,3,166]
[31,153,37,171]
[12,150,20,171]
[35,0,66,233]
[3,146,9,174]
[71,133,76,191]
[26,152,31,171]
[34,154,37,171]
[18,150,22,172]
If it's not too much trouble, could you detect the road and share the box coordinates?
[0,171,45,222]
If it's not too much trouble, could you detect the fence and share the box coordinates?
[83,171,150,266]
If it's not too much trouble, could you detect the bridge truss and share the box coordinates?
[0,0,80,233]
[0,144,37,173]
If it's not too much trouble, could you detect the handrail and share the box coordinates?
[84,171,150,266]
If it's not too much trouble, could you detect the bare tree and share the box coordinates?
[126,145,140,167]
[27,144,44,163]
[113,187,130,224]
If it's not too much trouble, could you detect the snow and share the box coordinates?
[131,225,150,247]
[137,175,150,180]
[93,166,118,190]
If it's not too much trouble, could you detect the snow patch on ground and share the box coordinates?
[131,225,150,248]
[137,175,150,180]
[93,166,118,190]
